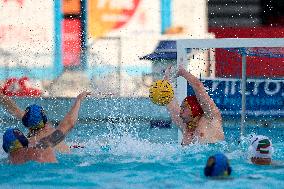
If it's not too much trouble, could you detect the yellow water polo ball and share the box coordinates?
[149,80,174,106]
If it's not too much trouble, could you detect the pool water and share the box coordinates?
[0,120,283,189]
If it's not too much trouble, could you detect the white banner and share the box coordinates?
[0,0,54,68]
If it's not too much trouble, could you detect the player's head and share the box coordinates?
[248,135,273,165]
[180,96,204,123]
[2,128,28,153]
[22,104,47,131]
[204,153,232,177]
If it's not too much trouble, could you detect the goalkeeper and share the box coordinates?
[164,64,224,145]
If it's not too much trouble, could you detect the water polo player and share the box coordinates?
[2,128,29,164]
[2,127,57,164]
[248,135,274,165]
[22,104,72,153]
[164,64,224,145]
[2,91,90,164]
[0,93,70,153]
[204,153,232,177]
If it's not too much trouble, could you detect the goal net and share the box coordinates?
[176,38,284,138]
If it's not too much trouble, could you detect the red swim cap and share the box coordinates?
[182,96,204,117]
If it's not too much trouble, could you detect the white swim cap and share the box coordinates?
[248,135,273,159]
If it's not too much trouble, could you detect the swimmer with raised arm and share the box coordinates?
[0,92,72,153]
[2,91,90,164]
[164,65,224,145]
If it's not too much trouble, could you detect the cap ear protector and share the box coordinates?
[205,156,217,176]
[204,155,232,177]
[13,129,29,148]
[41,109,47,125]
[226,164,232,176]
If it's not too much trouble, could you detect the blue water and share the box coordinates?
[0,120,283,189]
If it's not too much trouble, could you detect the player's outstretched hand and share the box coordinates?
[164,65,172,80]
[176,64,188,77]
[77,91,91,100]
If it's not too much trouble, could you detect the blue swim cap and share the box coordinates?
[204,153,232,177]
[2,128,29,153]
[22,104,47,130]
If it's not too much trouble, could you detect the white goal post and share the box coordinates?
[176,38,284,140]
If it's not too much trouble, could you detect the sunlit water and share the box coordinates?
[0,120,283,189]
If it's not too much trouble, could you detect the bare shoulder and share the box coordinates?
[196,114,224,143]
[45,123,56,132]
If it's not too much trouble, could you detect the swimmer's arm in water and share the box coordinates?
[177,65,221,120]
[164,66,186,132]
[0,94,25,119]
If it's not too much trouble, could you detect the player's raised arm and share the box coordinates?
[35,91,91,149]
[177,65,221,119]
[58,91,90,134]
[0,93,25,119]
[164,66,186,131]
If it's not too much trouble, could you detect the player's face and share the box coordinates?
[180,102,193,123]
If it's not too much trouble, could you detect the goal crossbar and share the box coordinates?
[177,38,284,49]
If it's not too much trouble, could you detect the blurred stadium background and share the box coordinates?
[0,1,283,124]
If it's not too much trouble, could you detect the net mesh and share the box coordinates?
[185,46,283,120]
[225,47,284,58]
[188,47,284,78]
